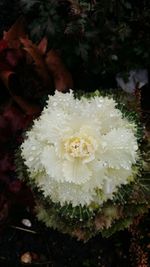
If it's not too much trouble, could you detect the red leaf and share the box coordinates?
[0,70,14,88]
[20,37,52,87]
[0,193,9,226]
[46,50,73,92]
[0,39,8,52]
[13,95,41,116]
[0,61,12,71]
[0,116,12,143]
[0,154,14,172]
[3,16,26,49]
[38,37,48,55]
[9,180,22,193]
[3,103,33,132]
[6,50,20,67]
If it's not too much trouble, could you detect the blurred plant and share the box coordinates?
[19,0,150,89]
[0,17,73,231]
[0,0,21,35]
[129,216,149,267]
[0,17,73,115]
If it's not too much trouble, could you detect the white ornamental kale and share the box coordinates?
[21,90,139,207]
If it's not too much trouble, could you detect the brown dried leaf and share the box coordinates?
[46,50,73,92]
[72,228,86,241]
[20,38,52,88]
[94,215,107,230]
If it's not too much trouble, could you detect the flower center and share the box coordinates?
[64,136,96,161]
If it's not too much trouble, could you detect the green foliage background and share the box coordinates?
[19,0,150,89]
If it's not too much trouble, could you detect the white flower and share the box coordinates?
[21,90,139,207]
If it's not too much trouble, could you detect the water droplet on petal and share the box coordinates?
[29,156,34,161]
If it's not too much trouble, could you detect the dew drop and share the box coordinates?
[29,156,34,162]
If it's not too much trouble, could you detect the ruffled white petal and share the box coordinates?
[62,159,92,184]
[21,90,139,207]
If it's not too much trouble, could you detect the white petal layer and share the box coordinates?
[21,90,139,207]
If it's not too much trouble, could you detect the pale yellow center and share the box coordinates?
[64,136,96,160]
